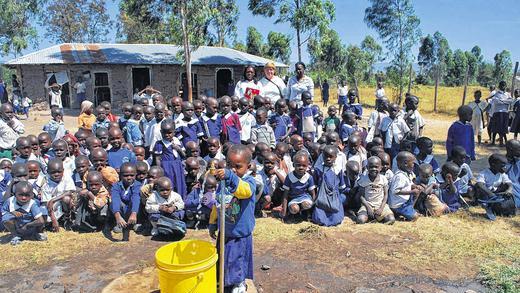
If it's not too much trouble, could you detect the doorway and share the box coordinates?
[216,68,233,98]
[132,67,151,93]
[94,72,111,106]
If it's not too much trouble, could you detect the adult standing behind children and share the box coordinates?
[73,77,87,105]
[488,81,512,146]
[337,80,348,114]
[287,62,314,106]
[375,81,386,107]
[321,80,330,107]
[259,62,286,104]
[235,65,262,100]
[0,104,25,159]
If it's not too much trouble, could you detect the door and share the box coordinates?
[132,67,151,93]
[94,72,111,106]
[216,68,233,98]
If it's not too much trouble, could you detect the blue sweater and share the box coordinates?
[110,181,142,215]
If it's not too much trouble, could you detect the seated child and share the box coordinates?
[207,144,256,292]
[274,142,293,174]
[146,177,185,237]
[88,148,119,191]
[344,134,367,171]
[91,106,111,134]
[355,156,395,224]
[43,107,66,142]
[450,146,474,199]
[505,140,520,210]
[107,127,137,171]
[281,152,316,218]
[140,166,165,206]
[40,159,76,232]
[260,152,287,210]
[203,137,225,162]
[344,160,361,211]
[388,151,422,221]
[109,162,142,241]
[312,146,346,226]
[185,141,207,177]
[414,164,448,216]
[435,162,463,213]
[2,182,46,245]
[270,99,292,143]
[474,154,515,220]
[251,107,276,149]
[73,171,110,232]
[252,142,270,173]
[414,137,440,176]
[185,174,217,229]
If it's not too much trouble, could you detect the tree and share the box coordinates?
[246,26,264,56]
[493,50,512,85]
[346,45,370,89]
[364,0,421,102]
[465,50,478,84]
[248,0,335,62]
[233,41,247,52]
[417,35,434,75]
[360,35,383,83]
[0,0,39,56]
[209,0,239,47]
[40,0,113,43]
[307,28,347,81]
[477,62,494,87]
[445,49,468,86]
[117,0,169,43]
[265,32,291,64]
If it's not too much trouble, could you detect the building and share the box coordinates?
[5,43,287,109]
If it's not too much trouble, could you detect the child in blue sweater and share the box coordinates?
[208,144,256,292]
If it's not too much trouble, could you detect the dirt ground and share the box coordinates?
[0,107,518,292]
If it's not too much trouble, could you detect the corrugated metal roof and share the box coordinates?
[5,43,288,67]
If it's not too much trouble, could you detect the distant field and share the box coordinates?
[315,85,488,115]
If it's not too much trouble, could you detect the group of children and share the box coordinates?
[1,81,519,292]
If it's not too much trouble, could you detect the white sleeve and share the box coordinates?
[234,82,242,98]
[146,195,160,213]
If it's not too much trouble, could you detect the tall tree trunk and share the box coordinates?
[461,65,470,106]
[295,0,301,62]
[407,63,413,93]
[434,65,439,113]
[180,1,193,102]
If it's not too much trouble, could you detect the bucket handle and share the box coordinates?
[187,273,204,293]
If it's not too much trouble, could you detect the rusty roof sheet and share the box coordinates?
[6,43,288,67]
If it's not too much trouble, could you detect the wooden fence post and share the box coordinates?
[434,65,439,113]
[461,65,470,106]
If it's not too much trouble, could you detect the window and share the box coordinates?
[94,72,111,105]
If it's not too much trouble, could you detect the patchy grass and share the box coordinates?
[480,260,520,293]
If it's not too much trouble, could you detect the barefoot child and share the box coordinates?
[414,164,448,216]
[2,182,46,245]
[146,177,185,237]
[356,156,395,224]
[208,144,256,292]
[281,152,316,218]
[74,171,110,232]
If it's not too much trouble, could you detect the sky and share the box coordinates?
[2,0,520,66]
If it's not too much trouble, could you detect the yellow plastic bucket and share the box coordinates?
[155,240,218,293]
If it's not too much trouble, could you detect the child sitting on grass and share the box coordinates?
[146,176,185,237]
[450,146,474,200]
[2,182,46,245]
[389,151,422,221]
[474,154,515,220]
[41,159,77,232]
[73,171,110,232]
[414,137,440,176]
[208,144,256,292]
[356,156,395,224]
[414,163,448,216]
[505,140,520,210]
[281,151,316,219]
[435,162,463,213]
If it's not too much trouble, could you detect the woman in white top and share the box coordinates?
[337,80,348,113]
[73,77,86,105]
[287,62,314,105]
[234,65,262,100]
[259,62,287,104]
[49,83,63,109]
